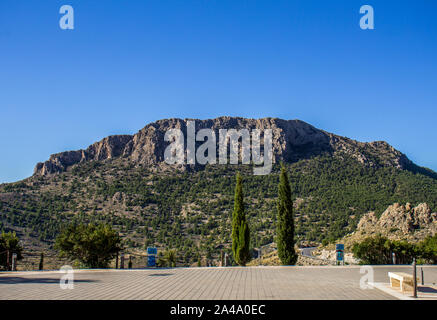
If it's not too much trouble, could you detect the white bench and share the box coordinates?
[388,272,418,293]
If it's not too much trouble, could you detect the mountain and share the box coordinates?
[1,117,437,268]
[34,117,416,176]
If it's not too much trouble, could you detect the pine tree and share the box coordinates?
[231,173,251,266]
[277,164,298,265]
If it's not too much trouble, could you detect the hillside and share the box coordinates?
[1,117,437,267]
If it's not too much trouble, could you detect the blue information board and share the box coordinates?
[147,247,157,267]
[147,247,157,255]
[336,244,344,251]
[147,255,156,267]
[336,251,344,261]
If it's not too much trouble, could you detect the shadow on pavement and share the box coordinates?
[419,286,437,294]
[148,273,173,277]
[0,277,98,284]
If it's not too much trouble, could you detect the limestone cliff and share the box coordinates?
[34,117,413,176]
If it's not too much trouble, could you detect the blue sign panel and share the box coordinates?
[336,244,344,251]
[147,247,157,255]
[336,251,344,261]
[147,255,156,267]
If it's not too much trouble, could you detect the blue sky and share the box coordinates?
[0,0,436,183]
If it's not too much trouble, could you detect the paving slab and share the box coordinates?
[1,266,436,300]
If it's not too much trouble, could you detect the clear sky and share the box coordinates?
[0,0,436,183]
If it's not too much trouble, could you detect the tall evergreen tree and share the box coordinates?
[277,165,298,265]
[231,173,251,266]
[38,252,44,270]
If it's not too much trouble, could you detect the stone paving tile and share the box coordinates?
[1,266,436,300]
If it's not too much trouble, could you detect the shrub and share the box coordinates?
[55,223,122,268]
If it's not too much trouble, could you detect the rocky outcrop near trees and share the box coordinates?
[338,203,437,248]
[311,202,437,262]
[356,203,437,241]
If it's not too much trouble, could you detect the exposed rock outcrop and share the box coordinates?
[348,203,437,243]
[34,135,132,175]
[33,117,413,176]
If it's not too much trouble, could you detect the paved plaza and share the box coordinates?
[1,266,437,300]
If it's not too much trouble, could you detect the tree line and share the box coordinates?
[1,164,300,269]
[353,235,437,265]
[2,155,437,269]
[3,153,437,266]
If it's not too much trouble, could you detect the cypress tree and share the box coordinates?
[231,173,251,266]
[38,252,44,270]
[277,164,298,265]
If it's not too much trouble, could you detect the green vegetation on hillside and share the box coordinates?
[1,153,437,266]
[417,235,437,264]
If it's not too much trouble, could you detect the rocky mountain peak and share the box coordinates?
[33,117,413,176]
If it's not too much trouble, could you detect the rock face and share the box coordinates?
[34,117,413,176]
[314,202,437,255]
[354,203,437,242]
[34,135,132,175]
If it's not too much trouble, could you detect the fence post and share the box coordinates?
[11,253,17,271]
[115,252,119,269]
[413,258,417,298]
[120,253,125,269]
[6,250,10,271]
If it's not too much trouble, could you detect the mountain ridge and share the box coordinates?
[2,117,437,268]
[33,117,421,177]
